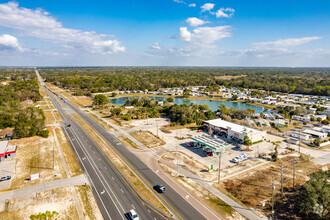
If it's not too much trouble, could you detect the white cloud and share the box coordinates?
[151,42,161,50]
[201,3,215,12]
[0,34,22,51]
[179,27,192,42]
[178,26,231,53]
[188,3,196,7]
[253,36,322,50]
[186,17,209,27]
[173,0,185,4]
[0,2,125,54]
[215,8,235,18]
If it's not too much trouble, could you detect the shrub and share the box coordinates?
[38,129,49,138]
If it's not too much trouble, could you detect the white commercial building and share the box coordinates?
[203,119,266,143]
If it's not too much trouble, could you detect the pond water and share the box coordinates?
[110,96,272,113]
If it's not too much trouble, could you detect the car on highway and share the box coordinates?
[128,209,139,220]
[154,184,166,193]
[0,176,11,182]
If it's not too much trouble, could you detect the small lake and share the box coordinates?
[110,96,272,113]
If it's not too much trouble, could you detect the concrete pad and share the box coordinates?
[0,160,16,190]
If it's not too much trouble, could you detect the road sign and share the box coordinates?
[30,173,40,181]
[210,165,213,170]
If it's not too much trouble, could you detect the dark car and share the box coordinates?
[205,151,213,157]
[0,176,11,181]
[154,184,166,193]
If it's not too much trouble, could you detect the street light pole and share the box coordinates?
[218,152,222,183]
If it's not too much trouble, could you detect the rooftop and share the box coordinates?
[0,141,9,154]
[204,119,262,134]
[190,134,230,151]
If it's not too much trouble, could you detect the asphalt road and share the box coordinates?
[58,95,206,220]
[39,79,167,219]
[36,71,206,220]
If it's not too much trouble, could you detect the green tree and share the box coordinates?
[313,138,321,147]
[93,94,108,107]
[230,94,238,101]
[321,119,329,125]
[294,170,330,219]
[243,136,252,146]
[167,97,174,103]
[30,211,59,220]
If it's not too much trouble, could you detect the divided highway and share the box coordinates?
[37,70,206,220]
[39,76,167,220]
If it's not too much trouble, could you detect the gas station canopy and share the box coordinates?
[189,134,230,151]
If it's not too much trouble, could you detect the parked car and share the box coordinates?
[205,151,213,157]
[197,129,203,132]
[188,142,194,147]
[0,176,11,182]
[128,209,139,220]
[231,153,246,163]
[154,184,166,193]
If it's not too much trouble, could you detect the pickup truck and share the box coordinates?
[0,176,11,181]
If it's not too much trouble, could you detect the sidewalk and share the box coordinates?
[0,174,87,203]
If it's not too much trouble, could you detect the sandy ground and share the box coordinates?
[0,187,79,219]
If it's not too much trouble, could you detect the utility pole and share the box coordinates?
[299,131,301,153]
[281,163,283,198]
[53,138,55,170]
[218,152,222,183]
[293,158,295,191]
[272,174,275,219]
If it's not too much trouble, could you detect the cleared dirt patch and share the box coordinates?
[6,128,67,191]
[0,187,79,219]
[217,154,323,215]
[160,151,217,181]
[130,131,165,148]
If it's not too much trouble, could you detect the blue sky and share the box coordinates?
[0,0,329,66]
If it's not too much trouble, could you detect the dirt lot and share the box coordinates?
[160,152,217,181]
[130,131,165,148]
[0,187,79,219]
[215,154,326,215]
[5,128,67,191]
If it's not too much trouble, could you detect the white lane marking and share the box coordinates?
[99,158,101,161]
[112,177,114,180]
[105,167,107,169]
[148,210,151,214]
[82,157,86,160]
[68,126,126,218]
[132,204,135,209]
[101,190,105,194]
[121,189,124,193]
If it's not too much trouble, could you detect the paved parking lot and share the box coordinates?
[0,160,15,190]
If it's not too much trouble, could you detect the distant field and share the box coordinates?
[215,75,247,79]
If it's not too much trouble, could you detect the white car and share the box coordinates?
[128,209,139,220]
[232,156,241,163]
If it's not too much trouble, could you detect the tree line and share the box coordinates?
[40,67,330,96]
[0,69,48,138]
